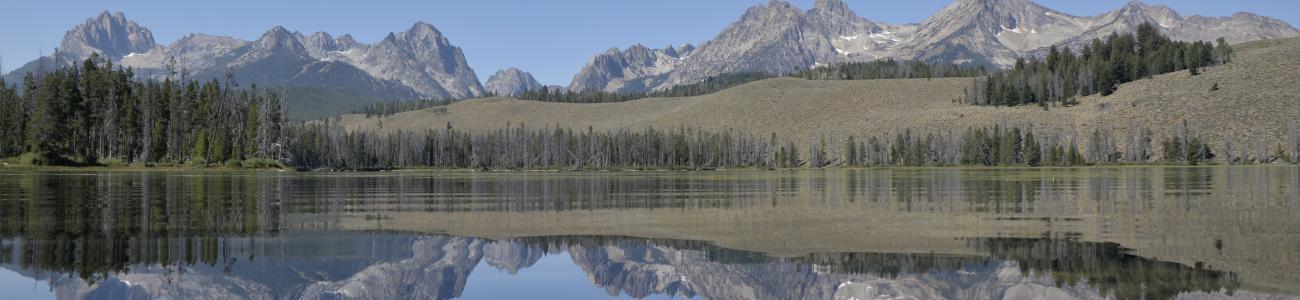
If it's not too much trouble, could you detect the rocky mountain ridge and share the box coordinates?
[5,12,481,102]
[484,67,543,96]
[59,11,157,60]
[570,0,1299,93]
[4,1,1297,114]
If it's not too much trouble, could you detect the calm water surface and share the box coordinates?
[0,167,1297,299]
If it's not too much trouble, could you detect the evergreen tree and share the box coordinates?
[1024,131,1042,166]
[965,23,1229,106]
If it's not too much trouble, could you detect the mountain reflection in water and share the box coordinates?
[0,167,1296,299]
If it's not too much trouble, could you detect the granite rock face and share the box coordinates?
[59,11,157,61]
[348,22,484,100]
[484,68,544,96]
[567,44,693,93]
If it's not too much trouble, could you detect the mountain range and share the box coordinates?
[3,0,1297,114]
[571,0,1300,93]
[2,12,489,119]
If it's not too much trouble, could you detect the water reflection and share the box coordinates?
[0,167,1297,299]
[0,232,1254,300]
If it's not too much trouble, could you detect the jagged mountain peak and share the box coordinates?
[334,34,361,50]
[250,26,308,56]
[732,0,802,25]
[568,44,690,93]
[679,44,696,53]
[1112,1,1177,18]
[337,34,357,44]
[379,21,454,49]
[301,31,345,59]
[812,0,852,15]
[951,0,1034,6]
[404,21,446,41]
[60,10,156,60]
[662,44,696,58]
[308,31,333,41]
[484,67,543,97]
[895,0,1085,65]
[663,45,682,57]
[813,0,842,8]
[356,21,482,99]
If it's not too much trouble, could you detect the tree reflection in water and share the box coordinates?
[0,167,1295,299]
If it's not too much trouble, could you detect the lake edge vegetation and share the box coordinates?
[0,54,289,168]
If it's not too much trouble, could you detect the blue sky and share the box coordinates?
[1,0,1296,85]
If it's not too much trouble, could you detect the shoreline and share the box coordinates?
[2,162,1295,173]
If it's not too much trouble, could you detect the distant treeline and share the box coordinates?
[287,123,784,170]
[351,99,451,117]
[964,23,1233,106]
[838,122,1217,168]
[0,54,287,166]
[789,59,986,80]
[283,120,1299,170]
[513,59,984,104]
[515,72,776,104]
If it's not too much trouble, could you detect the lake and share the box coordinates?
[0,167,1297,299]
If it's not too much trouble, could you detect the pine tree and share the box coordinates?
[1024,130,1042,166]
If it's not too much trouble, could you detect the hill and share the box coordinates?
[337,38,1300,159]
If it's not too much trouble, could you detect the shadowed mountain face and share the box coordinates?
[570,0,1299,93]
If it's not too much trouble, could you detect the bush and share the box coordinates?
[239,159,286,169]
[3,152,44,166]
[98,157,130,167]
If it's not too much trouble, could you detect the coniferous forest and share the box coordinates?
[282,119,1300,171]
[789,59,986,80]
[0,54,288,167]
[352,99,452,117]
[963,23,1234,106]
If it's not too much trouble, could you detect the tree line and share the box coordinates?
[514,72,776,104]
[836,122,1246,167]
[284,119,1300,170]
[351,98,451,117]
[286,122,785,170]
[964,23,1233,106]
[0,54,288,166]
[513,59,985,104]
[789,58,986,80]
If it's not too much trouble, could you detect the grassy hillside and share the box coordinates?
[336,38,1300,158]
[282,86,391,121]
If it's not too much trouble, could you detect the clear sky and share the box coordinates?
[1,0,1296,85]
